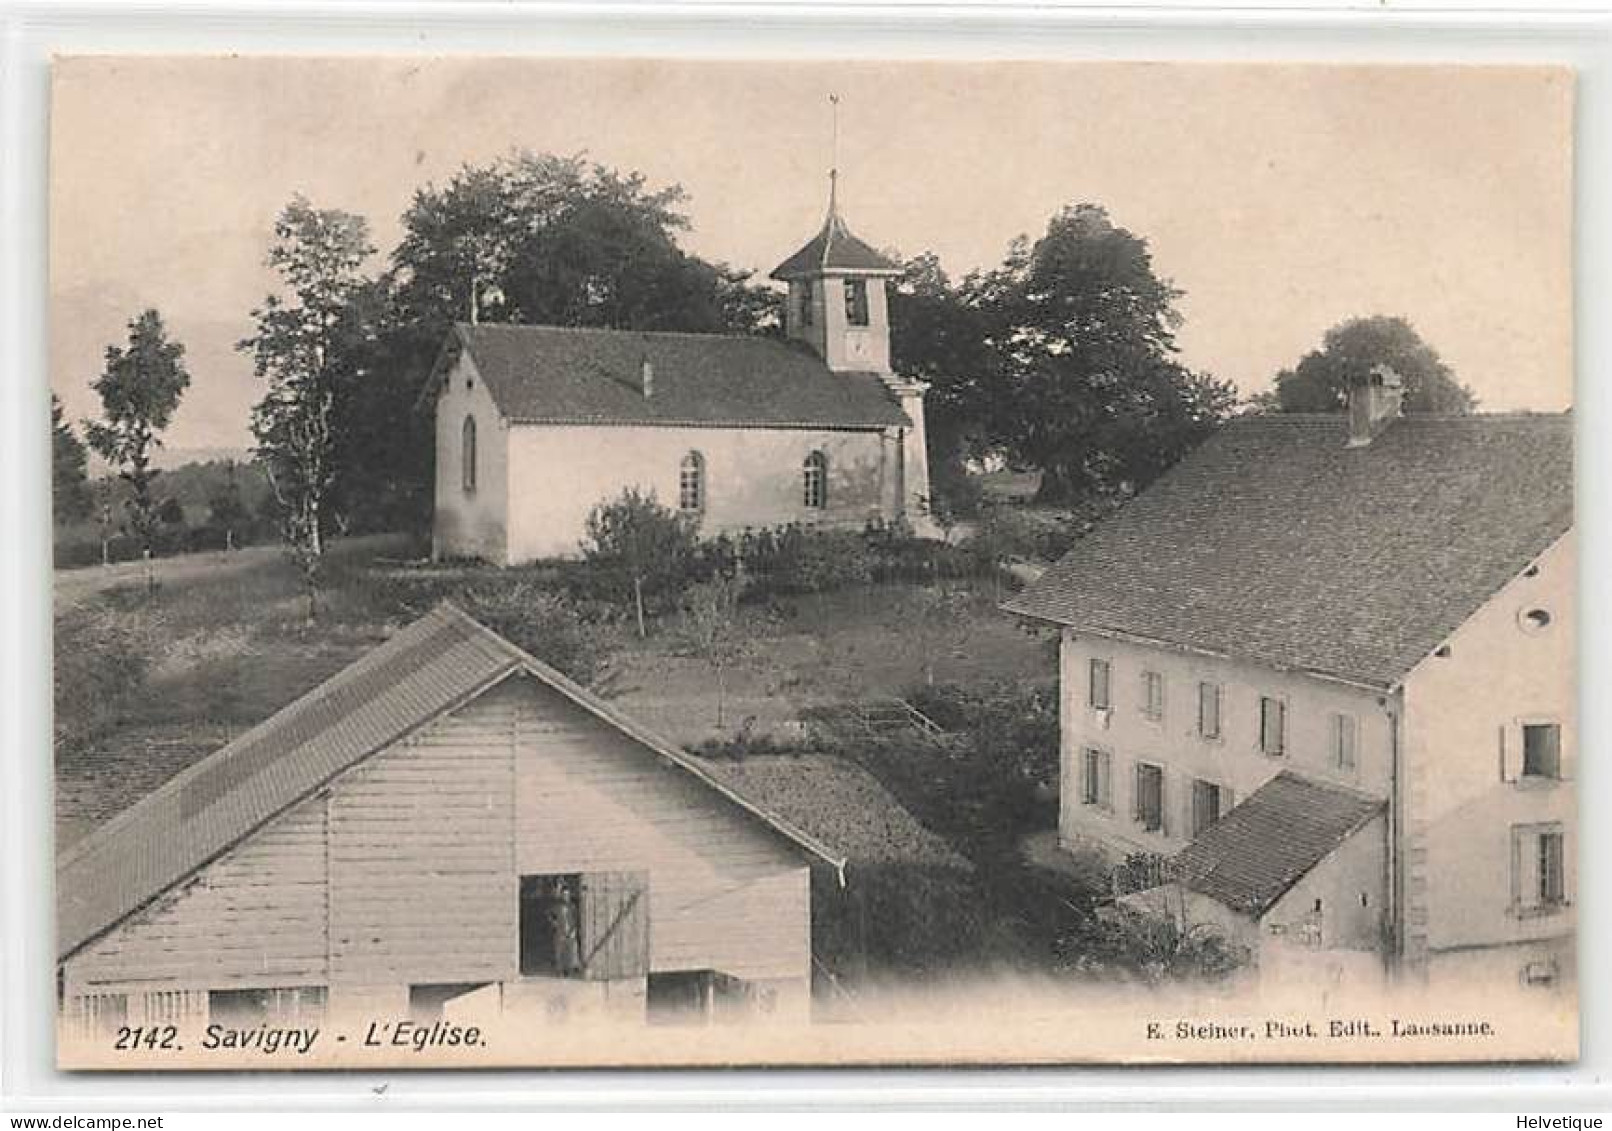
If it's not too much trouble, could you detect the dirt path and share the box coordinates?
[54,545,288,609]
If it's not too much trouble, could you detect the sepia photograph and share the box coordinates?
[46,55,1576,1069]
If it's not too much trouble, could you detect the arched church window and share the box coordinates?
[803,450,828,509]
[679,451,705,514]
[462,415,477,494]
[844,279,869,326]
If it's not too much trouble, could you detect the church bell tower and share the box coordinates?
[769,172,903,374]
[770,166,938,538]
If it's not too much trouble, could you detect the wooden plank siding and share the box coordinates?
[510,678,810,983]
[63,674,811,1002]
[327,683,518,988]
[64,799,328,995]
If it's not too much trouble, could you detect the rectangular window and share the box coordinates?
[1511,824,1568,913]
[1088,658,1111,711]
[1331,713,1357,771]
[1191,780,1224,837]
[1260,696,1286,756]
[1134,763,1165,834]
[844,279,870,326]
[1522,723,1562,779]
[799,280,814,326]
[519,873,584,977]
[1197,682,1221,740]
[1141,670,1165,721]
[1080,747,1112,809]
[520,871,649,981]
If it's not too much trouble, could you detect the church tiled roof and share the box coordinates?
[443,322,910,431]
[769,196,902,280]
[1005,412,1573,689]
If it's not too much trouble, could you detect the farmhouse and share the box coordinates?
[57,603,843,1035]
[1005,372,1574,990]
[427,179,935,563]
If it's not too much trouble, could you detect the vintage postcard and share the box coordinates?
[48,56,1576,1069]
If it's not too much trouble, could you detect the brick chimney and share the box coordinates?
[1346,364,1405,447]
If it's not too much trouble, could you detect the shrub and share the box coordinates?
[903,680,1060,787]
[1057,905,1251,986]
[343,565,610,684]
[579,489,705,630]
[716,524,873,596]
[456,581,609,685]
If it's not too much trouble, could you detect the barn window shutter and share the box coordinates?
[578,871,650,981]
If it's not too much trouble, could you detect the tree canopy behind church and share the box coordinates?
[891,205,1235,505]
[1263,315,1476,414]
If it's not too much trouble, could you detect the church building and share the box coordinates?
[427,179,935,564]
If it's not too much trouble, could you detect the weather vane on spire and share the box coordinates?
[828,93,841,210]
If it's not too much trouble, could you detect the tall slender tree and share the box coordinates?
[85,310,190,564]
[239,195,375,620]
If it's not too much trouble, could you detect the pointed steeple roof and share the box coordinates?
[770,172,902,281]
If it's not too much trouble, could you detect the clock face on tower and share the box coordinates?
[845,330,872,366]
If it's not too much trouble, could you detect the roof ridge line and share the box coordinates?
[453,321,778,345]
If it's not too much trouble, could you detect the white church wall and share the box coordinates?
[432,351,510,562]
[504,424,896,562]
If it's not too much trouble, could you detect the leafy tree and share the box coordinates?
[678,574,756,728]
[84,310,190,561]
[976,206,1235,502]
[239,195,376,620]
[51,394,93,523]
[580,487,700,637]
[1269,315,1476,414]
[888,253,1000,517]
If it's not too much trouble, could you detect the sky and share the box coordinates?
[50,56,1574,451]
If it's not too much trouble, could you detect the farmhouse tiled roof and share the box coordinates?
[1168,771,1385,917]
[56,604,845,962]
[769,187,902,280]
[1004,412,1573,689]
[440,322,909,430]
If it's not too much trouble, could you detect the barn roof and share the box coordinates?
[1167,771,1385,917]
[769,191,902,280]
[56,603,846,962]
[1004,412,1573,689]
[435,322,909,431]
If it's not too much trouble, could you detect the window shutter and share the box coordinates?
[1499,724,1520,783]
[1509,827,1524,908]
[578,871,650,981]
[1157,772,1168,837]
[1132,764,1144,823]
[1100,752,1113,810]
[1559,727,1575,782]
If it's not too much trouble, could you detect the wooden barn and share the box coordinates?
[56,603,843,1033]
